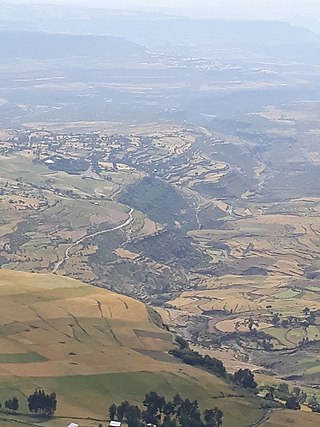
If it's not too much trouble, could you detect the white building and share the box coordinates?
[109,422,122,427]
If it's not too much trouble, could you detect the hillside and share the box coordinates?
[0,269,264,427]
[0,31,145,59]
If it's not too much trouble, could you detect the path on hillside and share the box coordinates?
[249,408,276,427]
[52,208,134,274]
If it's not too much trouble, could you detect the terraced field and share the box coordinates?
[2,106,320,420]
[148,103,320,394]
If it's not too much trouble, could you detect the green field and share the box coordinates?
[0,353,47,364]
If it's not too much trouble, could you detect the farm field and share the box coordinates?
[0,124,226,303]
[147,102,320,394]
[2,7,320,425]
[0,269,268,427]
[2,108,320,398]
[261,410,320,427]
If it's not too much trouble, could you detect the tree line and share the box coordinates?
[1,389,57,417]
[169,343,257,389]
[262,382,320,412]
[108,391,223,427]
[169,347,226,378]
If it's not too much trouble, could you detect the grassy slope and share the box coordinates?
[0,270,264,427]
[262,410,320,427]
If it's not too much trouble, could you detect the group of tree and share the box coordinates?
[169,347,226,378]
[302,307,317,326]
[4,396,19,412]
[270,307,318,329]
[244,317,259,333]
[109,401,142,427]
[233,369,257,389]
[108,392,223,427]
[308,394,320,413]
[170,336,258,391]
[258,337,274,351]
[27,389,57,417]
[264,383,307,411]
[1,389,56,418]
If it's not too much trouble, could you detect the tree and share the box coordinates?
[303,307,310,317]
[308,394,320,412]
[285,396,300,411]
[49,392,57,416]
[246,317,259,333]
[172,393,183,416]
[233,369,257,389]
[276,383,290,400]
[163,401,175,417]
[306,312,316,325]
[126,404,142,427]
[261,338,273,351]
[175,335,188,349]
[12,396,19,411]
[271,313,280,326]
[143,391,165,424]
[117,400,129,422]
[5,396,19,412]
[109,403,117,420]
[292,387,307,404]
[204,408,223,427]
[175,398,205,427]
[247,317,254,332]
[162,415,178,427]
[265,386,275,401]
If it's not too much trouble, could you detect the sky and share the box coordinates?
[6,0,320,21]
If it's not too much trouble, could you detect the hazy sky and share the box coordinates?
[7,0,320,20]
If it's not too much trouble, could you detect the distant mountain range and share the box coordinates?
[1,5,320,63]
[0,31,145,59]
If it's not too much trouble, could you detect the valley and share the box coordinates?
[1,101,320,400]
[1,3,320,425]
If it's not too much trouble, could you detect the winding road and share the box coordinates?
[52,208,134,274]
